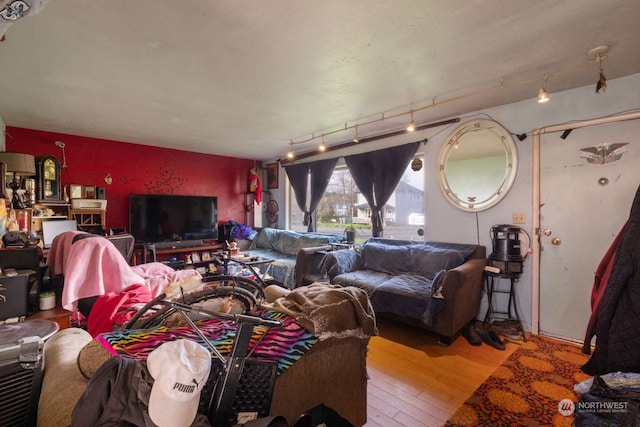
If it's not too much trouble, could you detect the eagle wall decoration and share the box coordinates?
[580,142,629,164]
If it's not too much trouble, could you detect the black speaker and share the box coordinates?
[97,187,106,199]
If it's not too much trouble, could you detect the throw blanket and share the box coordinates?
[61,237,147,311]
[131,262,203,298]
[47,230,88,276]
[266,283,378,340]
[61,238,202,311]
[96,310,316,375]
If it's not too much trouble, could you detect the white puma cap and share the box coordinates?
[147,339,211,427]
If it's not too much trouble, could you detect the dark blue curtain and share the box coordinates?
[345,142,420,237]
[284,158,338,231]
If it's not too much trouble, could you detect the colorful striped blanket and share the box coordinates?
[96,310,317,374]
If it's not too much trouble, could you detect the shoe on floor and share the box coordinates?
[462,324,483,346]
[481,329,505,350]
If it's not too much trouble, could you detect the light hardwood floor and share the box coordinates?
[363,319,519,427]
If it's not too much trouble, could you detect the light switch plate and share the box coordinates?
[513,212,526,224]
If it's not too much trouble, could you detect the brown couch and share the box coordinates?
[38,327,369,427]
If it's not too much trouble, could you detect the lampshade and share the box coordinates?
[0,152,36,176]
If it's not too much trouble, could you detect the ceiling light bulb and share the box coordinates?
[319,135,326,152]
[537,87,550,103]
[406,110,416,132]
[286,140,295,159]
[537,74,550,103]
[596,70,607,93]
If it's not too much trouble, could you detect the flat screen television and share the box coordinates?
[129,194,218,247]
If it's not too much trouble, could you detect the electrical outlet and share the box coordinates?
[513,212,526,224]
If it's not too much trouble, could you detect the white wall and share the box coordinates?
[423,73,640,331]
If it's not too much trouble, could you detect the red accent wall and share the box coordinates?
[5,127,256,234]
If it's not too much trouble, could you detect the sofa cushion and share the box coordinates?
[331,270,391,295]
[369,272,446,327]
[360,242,466,279]
[413,246,466,279]
[252,228,339,257]
[319,249,363,280]
[425,241,479,261]
[361,243,414,275]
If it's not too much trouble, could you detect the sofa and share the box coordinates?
[304,238,486,344]
[37,280,374,426]
[38,326,369,427]
[244,228,341,289]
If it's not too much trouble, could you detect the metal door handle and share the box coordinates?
[551,237,561,245]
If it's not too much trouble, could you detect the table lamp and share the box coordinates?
[0,152,36,209]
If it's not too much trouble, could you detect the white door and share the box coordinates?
[539,119,640,342]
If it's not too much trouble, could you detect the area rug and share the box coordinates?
[444,335,591,427]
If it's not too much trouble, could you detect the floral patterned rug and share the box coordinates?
[444,335,591,427]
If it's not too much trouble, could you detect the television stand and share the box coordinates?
[132,242,224,266]
[153,240,204,250]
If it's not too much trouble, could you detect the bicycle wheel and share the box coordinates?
[204,275,266,302]
[127,279,267,331]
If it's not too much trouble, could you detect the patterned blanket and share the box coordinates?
[96,310,317,374]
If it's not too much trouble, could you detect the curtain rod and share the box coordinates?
[279,117,460,164]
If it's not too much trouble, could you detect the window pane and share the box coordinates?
[383,159,425,241]
[287,157,425,241]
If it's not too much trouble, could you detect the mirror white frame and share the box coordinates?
[437,118,518,212]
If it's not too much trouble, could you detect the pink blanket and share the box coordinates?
[131,262,202,297]
[46,230,88,276]
[61,237,147,311]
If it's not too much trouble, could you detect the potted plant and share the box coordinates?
[344,224,357,244]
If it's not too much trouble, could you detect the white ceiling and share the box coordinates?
[1,0,639,162]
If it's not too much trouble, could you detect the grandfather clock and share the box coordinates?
[36,155,62,202]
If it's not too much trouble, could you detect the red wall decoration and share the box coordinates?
[5,127,256,234]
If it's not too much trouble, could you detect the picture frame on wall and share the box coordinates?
[267,163,279,189]
[83,185,96,199]
[70,184,83,199]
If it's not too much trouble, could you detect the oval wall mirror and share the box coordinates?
[437,118,518,212]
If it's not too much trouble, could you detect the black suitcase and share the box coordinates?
[0,336,45,427]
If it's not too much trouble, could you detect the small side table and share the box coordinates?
[483,269,527,341]
[330,242,357,251]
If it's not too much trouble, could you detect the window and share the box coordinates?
[288,156,425,241]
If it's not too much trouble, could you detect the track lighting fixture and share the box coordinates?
[406,110,416,132]
[596,71,607,94]
[286,140,295,159]
[560,129,573,140]
[318,135,326,152]
[283,46,614,159]
[537,74,550,103]
[587,45,609,94]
